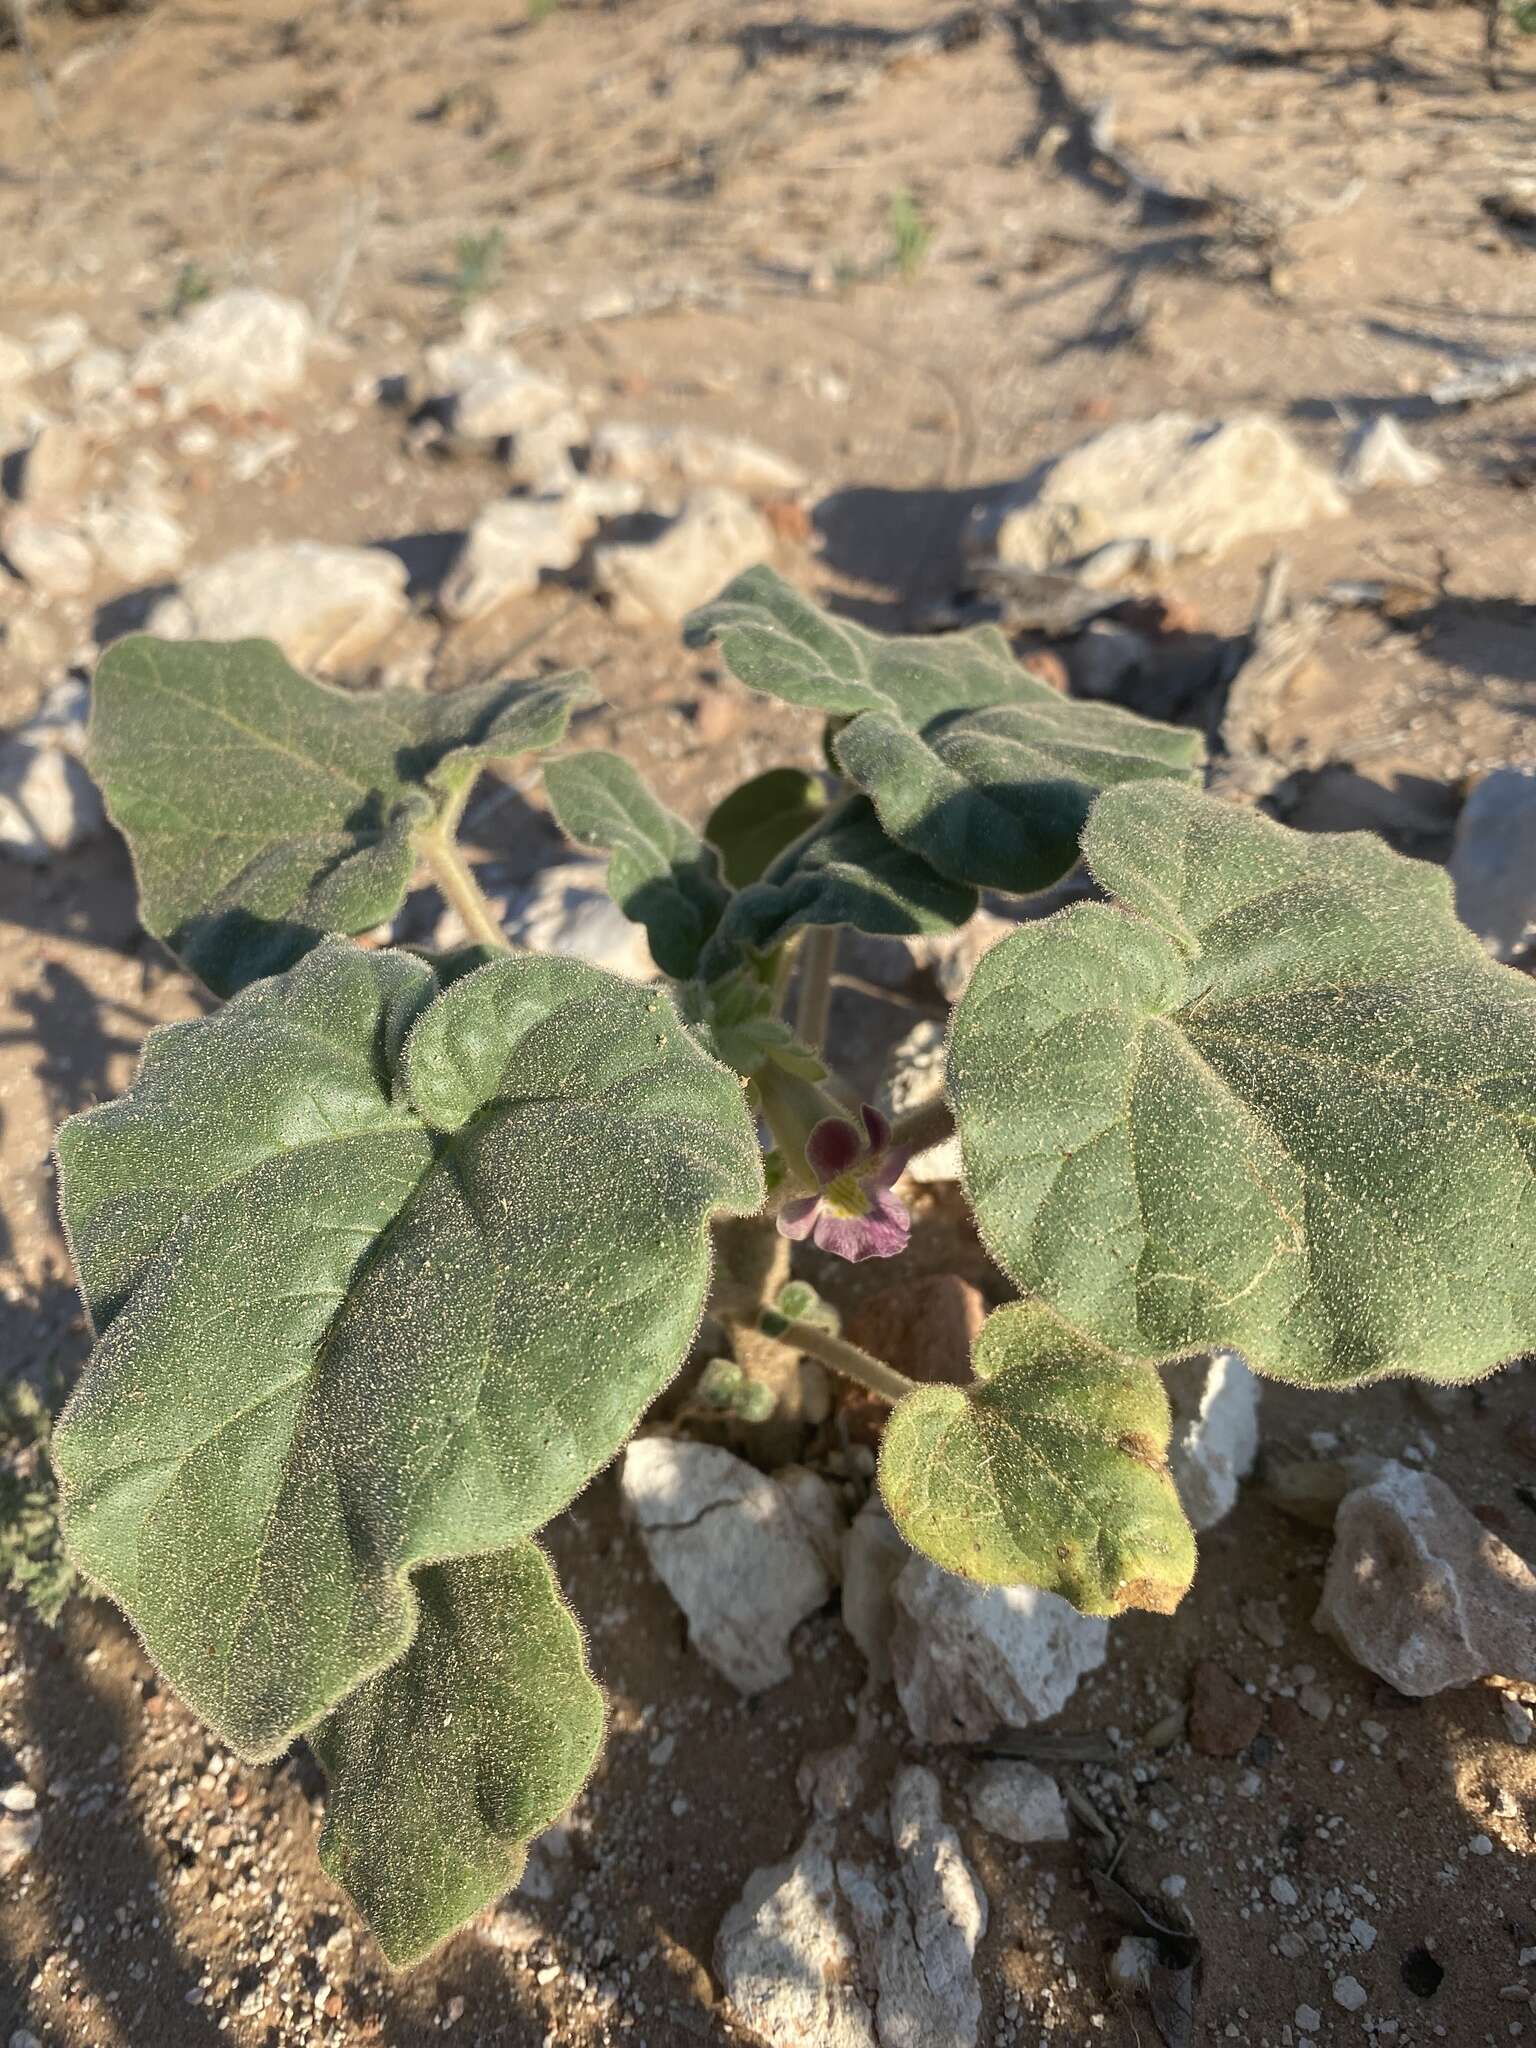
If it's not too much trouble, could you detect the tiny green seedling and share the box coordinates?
[887,188,932,281]
[48,567,1536,1964]
[450,226,505,311]
[167,260,215,321]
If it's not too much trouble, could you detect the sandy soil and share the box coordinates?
[2,3,1535,2044]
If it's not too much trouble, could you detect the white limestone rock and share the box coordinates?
[1315,1461,1536,1694]
[1339,416,1443,491]
[131,289,314,416]
[621,1437,838,1695]
[148,541,408,676]
[884,1020,962,1183]
[969,412,1346,571]
[593,487,772,626]
[1450,763,1536,964]
[716,1825,877,2048]
[891,1556,1109,1743]
[841,1496,913,1681]
[838,1767,987,2048]
[440,480,638,623]
[473,860,655,979]
[0,741,103,864]
[1,511,94,596]
[1165,1351,1261,1532]
[590,420,805,504]
[967,1760,1070,1845]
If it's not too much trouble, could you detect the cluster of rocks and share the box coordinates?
[0,289,316,609]
[416,306,806,627]
[613,1343,1261,2045]
[619,1341,1258,1720]
[715,1766,988,2048]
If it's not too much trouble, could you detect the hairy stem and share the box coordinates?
[794,925,838,1052]
[752,1312,917,1405]
[419,829,514,953]
[891,1094,954,1157]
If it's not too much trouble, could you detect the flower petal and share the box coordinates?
[806,1115,862,1184]
[812,1186,911,1263]
[871,1144,912,1190]
[858,1186,912,1257]
[860,1103,892,1155]
[776,1195,822,1242]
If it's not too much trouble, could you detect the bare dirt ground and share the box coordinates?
[1,3,1535,2044]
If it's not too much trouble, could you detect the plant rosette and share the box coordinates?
[46,566,1536,1962]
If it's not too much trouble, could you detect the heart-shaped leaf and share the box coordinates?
[89,636,593,996]
[879,1300,1195,1614]
[312,1544,603,1966]
[543,749,729,979]
[950,782,1536,1386]
[705,767,829,889]
[54,941,761,1760]
[699,795,975,979]
[687,567,1204,894]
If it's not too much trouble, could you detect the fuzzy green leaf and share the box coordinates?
[951,782,1536,1387]
[53,941,761,1760]
[686,566,1028,720]
[699,796,975,979]
[705,768,830,889]
[543,749,729,979]
[687,567,1203,893]
[878,1300,1195,1614]
[89,636,593,996]
[312,1544,602,1966]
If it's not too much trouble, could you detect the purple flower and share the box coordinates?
[777,1104,911,1263]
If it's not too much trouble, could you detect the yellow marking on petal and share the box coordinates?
[823,1172,871,1219]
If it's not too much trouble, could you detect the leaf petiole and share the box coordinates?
[890,1094,955,1158]
[418,827,516,954]
[750,1310,917,1405]
[794,924,839,1051]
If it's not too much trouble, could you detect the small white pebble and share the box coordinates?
[1160,1875,1187,1900]
[1350,1917,1378,1951]
[1471,1833,1495,1856]
[1270,1874,1299,1907]
[1334,1974,1368,2012]
[1296,2006,1322,2035]
[1360,1719,1389,1745]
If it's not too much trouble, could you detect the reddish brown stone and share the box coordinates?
[1189,1660,1264,1758]
[842,1273,986,1390]
[1022,650,1070,693]
[1269,1696,1306,1741]
[763,497,813,545]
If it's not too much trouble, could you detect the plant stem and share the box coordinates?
[795,925,838,1052]
[891,1094,954,1157]
[752,1312,917,1405]
[419,830,514,953]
